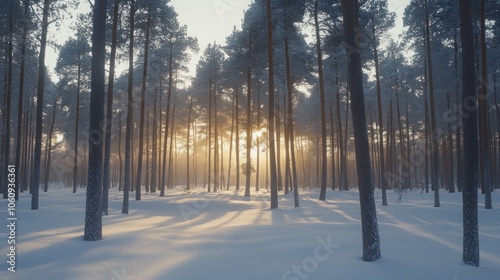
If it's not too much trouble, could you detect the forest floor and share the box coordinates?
[1,185,500,280]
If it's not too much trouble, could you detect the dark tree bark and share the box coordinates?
[102,0,120,215]
[160,48,173,196]
[372,17,387,205]
[227,93,235,190]
[314,0,328,201]
[31,0,50,210]
[424,0,440,207]
[479,0,492,209]
[266,0,278,209]
[150,88,158,192]
[122,0,136,214]
[14,0,30,201]
[187,97,193,190]
[245,66,252,197]
[135,15,152,201]
[214,85,219,192]
[43,100,57,193]
[341,0,380,261]
[208,78,213,192]
[459,0,480,267]
[235,87,241,191]
[84,0,106,241]
[423,61,430,193]
[255,88,261,192]
[118,111,123,191]
[73,59,82,193]
[2,2,14,199]
[454,33,463,192]
[447,92,455,193]
[284,15,299,206]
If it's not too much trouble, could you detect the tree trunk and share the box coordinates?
[372,21,387,205]
[284,19,299,206]
[459,0,479,266]
[454,33,463,192]
[214,85,219,192]
[227,93,235,190]
[122,0,135,214]
[255,89,261,192]
[341,0,381,261]
[102,0,120,215]
[84,0,106,240]
[336,80,346,190]
[187,97,193,190]
[314,0,328,201]
[43,100,57,192]
[151,87,158,192]
[424,0,440,207]
[167,101,176,189]
[31,0,50,210]
[135,15,152,201]
[15,0,28,200]
[160,48,174,196]
[208,78,213,192]
[2,3,14,199]
[118,111,123,191]
[447,92,455,193]
[479,0,492,209]
[245,66,252,197]
[235,87,240,191]
[266,0,278,209]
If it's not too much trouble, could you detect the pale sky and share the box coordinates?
[46,0,410,82]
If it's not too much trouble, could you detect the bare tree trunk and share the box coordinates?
[160,49,174,196]
[118,111,123,191]
[235,87,240,191]
[214,86,219,192]
[284,18,299,206]
[122,0,136,213]
[135,15,152,201]
[167,101,176,189]
[266,0,278,209]
[151,88,158,192]
[31,0,50,209]
[187,97,193,190]
[460,0,479,266]
[145,116,150,192]
[255,89,261,192]
[14,0,30,200]
[454,33,463,192]
[84,0,106,239]
[245,66,252,197]
[372,20,387,205]
[102,0,120,214]
[424,0,440,207]
[341,0,380,261]
[227,94,235,190]
[314,0,328,201]
[479,0,492,209]
[447,92,455,193]
[2,3,14,199]
[43,100,57,192]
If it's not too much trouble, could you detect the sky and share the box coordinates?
[45,0,411,82]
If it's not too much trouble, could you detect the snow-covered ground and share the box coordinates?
[1,186,499,280]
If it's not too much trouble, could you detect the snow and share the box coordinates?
[2,187,500,280]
